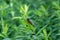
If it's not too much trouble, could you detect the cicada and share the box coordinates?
[27,18,35,26]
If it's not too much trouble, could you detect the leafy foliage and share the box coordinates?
[0,0,60,40]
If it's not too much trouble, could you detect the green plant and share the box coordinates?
[0,0,60,40]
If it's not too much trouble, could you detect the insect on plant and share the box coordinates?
[27,18,35,26]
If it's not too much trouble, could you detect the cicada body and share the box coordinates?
[27,18,35,26]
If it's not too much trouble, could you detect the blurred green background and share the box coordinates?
[0,0,60,40]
